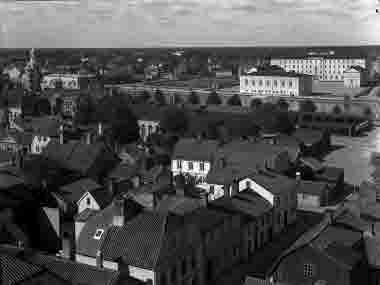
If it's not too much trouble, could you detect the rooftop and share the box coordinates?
[173,138,219,162]
[60,178,103,204]
[297,180,330,196]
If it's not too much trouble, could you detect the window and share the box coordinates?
[303,263,315,278]
[266,80,270,87]
[245,79,249,86]
[252,80,255,86]
[93,229,104,240]
[289,80,293,87]
[177,160,182,169]
[86,197,91,206]
[200,162,205,171]
[191,254,196,269]
[281,80,285,87]
[274,80,277,87]
[188,161,193,170]
[259,80,263,86]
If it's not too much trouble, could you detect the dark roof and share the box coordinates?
[109,163,138,181]
[15,116,62,137]
[334,210,370,232]
[100,211,184,270]
[297,180,329,196]
[156,196,203,216]
[316,166,344,183]
[293,128,324,146]
[323,242,362,269]
[60,178,102,204]
[0,253,43,285]
[173,138,219,161]
[248,172,298,195]
[185,207,230,232]
[0,150,13,163]
[132,104,164,122]
[75,208,99,222]
[311,225,362,250]
[43,140,119,176]
[300,157,325,172]
[90,190,113,209]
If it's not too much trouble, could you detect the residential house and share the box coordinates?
[297,180,332,208]
[43,140,119,182]
[132,104,165,141]
[293,128,331,157]
[172,138,219,183]
[12,116,63,154]
[344,66,367,88]
[272,222,367,285]
[76,199,204,285]
[0,130,33,153]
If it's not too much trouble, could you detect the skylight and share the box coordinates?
[93,229,104,240]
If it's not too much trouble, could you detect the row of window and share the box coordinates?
[242,89,295,96]
[243,78,295,88]
[176,160,205,171]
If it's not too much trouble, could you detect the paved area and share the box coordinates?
[323,127,380,185]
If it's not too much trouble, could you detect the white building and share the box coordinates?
[240,70,312,97]
[270,57,366,81]
[41,73,96,90]
[343,66,366,88]
[138,119,160,142]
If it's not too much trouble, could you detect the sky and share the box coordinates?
[0,0,380,48]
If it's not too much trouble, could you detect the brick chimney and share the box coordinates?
[112,197,125,227]
[96,250,103,268]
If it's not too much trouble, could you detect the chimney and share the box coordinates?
[295,171,301,181]
[112,197,125,227]
[96,250,103,268]
[17,240,24,249]
[59,125,64,144]
[86,132,91,145]
[98,122,103,136]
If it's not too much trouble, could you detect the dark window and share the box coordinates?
[210,185,215,194]
[86,197,91,206]
[188,161,193,170]
[191,254,196,269]
[200,162,205,171]
[303,263,315,278]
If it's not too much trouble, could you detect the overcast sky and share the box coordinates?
[0,0,379,48]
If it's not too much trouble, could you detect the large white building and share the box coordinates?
[41,73,96,90]
[343,66,367,88]
[270,57,366,81]
[240,70,312,97]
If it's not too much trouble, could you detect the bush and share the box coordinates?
[206,91,222,105]
[227,94,242,106]
[188,91,200,105]
[250,98,262,109]
[299,99,317,113]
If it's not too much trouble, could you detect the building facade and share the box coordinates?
[41,73,96,90]
[344,67,366,88]
[270,57,366,81]
[240,72,312,97]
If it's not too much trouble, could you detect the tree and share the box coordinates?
[332,105,342,115]
[75,95,98,125]
[154,89,166,105]
[299,99,317,113]
[250,98,262,109]
[277,98,289,111]
[161,107,188,135]
[188,91,200,105]
[227,94,242,106]
[34,98,51,116]
[174,93,183,104]
[206,91,222,105]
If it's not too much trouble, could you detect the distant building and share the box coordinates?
[240,70,312,97]
[270,57,366,81]
[41,73,96,90]
[343,66,367,88]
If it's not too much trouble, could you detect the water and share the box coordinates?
[323,127,380,185]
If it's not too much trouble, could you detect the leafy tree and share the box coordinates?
[227,94,242,106]
[34,98,51,116]
[188,91,200,105]
[299,99,317,113]
[332,105,342,115]
[154,89,166,105]
[277,98,289,111]
[174,93,183,104]
[206,91,222,105]
[250,98,262,109]
[161,107,188,135]
[75,95,98,125]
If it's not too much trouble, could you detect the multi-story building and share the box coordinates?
[41,73,96,90]
[343,66,367,88]
[270,57,366,81]
[240,70,312,97]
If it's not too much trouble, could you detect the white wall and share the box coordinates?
[297,193,320,208]
[138,120,160,141]
[172,159,211,180]
[239,178,274,205]
[31,136,51,154]
[75,254,97,267]
[75,222,85,242]
[103,260,119,271]
[240,75,300,96]
[77,192,101,214]
[196,183,225,201]
[128,265,155,284]
[43,207,60,237]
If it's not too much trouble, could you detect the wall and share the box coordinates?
[77,192,101,214]
[196,183,225,201]
[172,159,211,181]
[75,221,85,242]
[31,135,51,154]
[75,254,97,267]
[240,75,301,96]
[238,178,274,205]
[297,193,321,208]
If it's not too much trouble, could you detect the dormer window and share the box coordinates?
[93,229,104,240]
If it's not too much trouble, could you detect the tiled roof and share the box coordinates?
[297,180,330,196]
[156,196,203,216]
[323,242,361,269]
[100,211,184,270]
[0,253,42,285]
[249,172,298,195]
[75,208,99,222]
[311,226,362,250]
[173,138,219,161]
[60,178,102,204]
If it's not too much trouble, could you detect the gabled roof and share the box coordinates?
[60,178,102,204]
[297,180,330,196]
[90,190,113,209]
[75,208,99,222]
[173,138,219,161]
[310,226,362,250]
[248,172,298,195]
[323,242,362,270]
[100,211,184,270]
[156,196,203,216]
